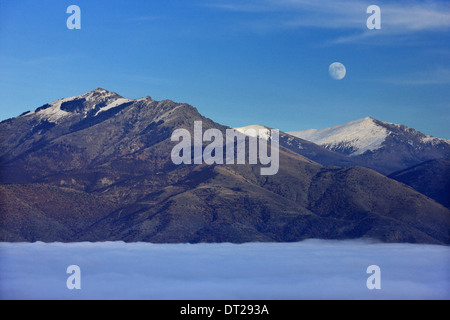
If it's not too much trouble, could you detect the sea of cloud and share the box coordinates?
[0,239,448,300]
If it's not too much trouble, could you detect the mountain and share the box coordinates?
[1,89,449,244]
[0,88,210,185]
[288,117,450,175]
[388,158,450,209]
[235,125,360,168]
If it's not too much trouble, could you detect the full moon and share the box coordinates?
[329,62,346,80]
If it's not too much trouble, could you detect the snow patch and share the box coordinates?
[153,104,184,122]
[421,135,450,146]
[94,98,132,116]
[234,124,271,140]
[35,102,72,123]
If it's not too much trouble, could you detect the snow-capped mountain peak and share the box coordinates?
[288,117,389,156]
[288,117,449,158]
[23,88,128,123]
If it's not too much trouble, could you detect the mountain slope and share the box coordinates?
[388,158,450,208]
[289,117,450,174]
[0,183,118,241]
[73,150,450,244]
[1,89,449,244]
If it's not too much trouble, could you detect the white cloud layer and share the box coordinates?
[0,240,449,300]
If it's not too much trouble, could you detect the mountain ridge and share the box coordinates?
[1,89,449,244]
[288,116,450,174]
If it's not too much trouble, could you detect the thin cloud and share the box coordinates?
[362,67,450,86]
[380,67,450,86]
[202,2,275,13]
[0,54,84,67]
[383,3,450,31]
[203,0,450,42]
[128,16,164,23]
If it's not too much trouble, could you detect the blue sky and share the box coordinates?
[1,0,449,138]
